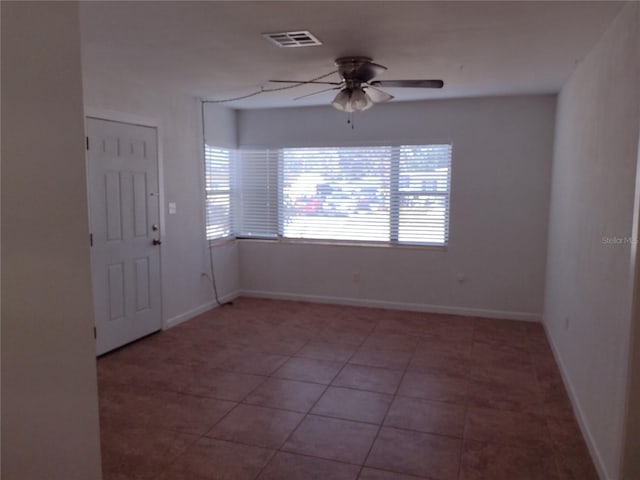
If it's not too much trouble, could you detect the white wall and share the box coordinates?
[1,2,102,479]
[204,103,237,149]
[543,3,640,479]
[236,95,555,320]
[82,74,240,328]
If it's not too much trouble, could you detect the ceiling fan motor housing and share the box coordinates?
[335,56,373,78]
[335,56,387,85]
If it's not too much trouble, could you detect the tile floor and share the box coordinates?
[98,298,598,480]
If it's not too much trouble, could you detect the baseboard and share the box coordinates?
[240,289,541,322]
[164,290,240,329]
[543,322,612,480]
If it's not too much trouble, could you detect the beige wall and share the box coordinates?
[544,3,640,479]
[1,2,102,479]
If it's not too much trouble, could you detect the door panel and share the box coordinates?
[134,257,150,312]
[105,172,123,241]
[133,172,148,237]
[87,118,162,355]
[107,262,125,321]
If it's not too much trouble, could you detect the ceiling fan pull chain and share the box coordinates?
[346,112,355,129]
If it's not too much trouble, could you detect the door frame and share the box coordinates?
[84,107,166,331]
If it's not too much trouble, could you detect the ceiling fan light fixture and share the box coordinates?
[350,87,374,111]
[364,85,394,103]
[331,87,373,113]
[331,89,352,112]
[269,57,443,115]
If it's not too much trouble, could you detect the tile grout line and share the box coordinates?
[143,347,281,474]
[100,302,580,479]
[197,327,315,443]
[159,318,460,478]
[456,324,476,480]
[526,332,565,480]
[196,312,330,474]
[250,316,382,480]
[356,325,420,479]
[163,320,315,472]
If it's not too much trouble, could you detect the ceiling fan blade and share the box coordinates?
[294,87,341,101]
[370,79,444,89]
[364,85,394,103]
[269,79,342,85]
[354,61,387,83]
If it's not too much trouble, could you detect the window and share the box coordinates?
[204,145,232,240]
[396,145,451,245]
[281,147,392,242]
[235,144,452,246]
[235,149,279,238]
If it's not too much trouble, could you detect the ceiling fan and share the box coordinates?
[269,56,444,113]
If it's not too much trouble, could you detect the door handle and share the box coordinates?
[152,239,162,246]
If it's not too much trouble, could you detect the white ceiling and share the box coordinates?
[79,1,622,109]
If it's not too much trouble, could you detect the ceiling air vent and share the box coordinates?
[263,31,322,48]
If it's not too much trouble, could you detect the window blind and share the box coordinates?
[233,143,452,246]
[280,147,392,242]
[396,144,452,245]
[235,149,279,238]
[204,146,232,240]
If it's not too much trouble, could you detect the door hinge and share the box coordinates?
[86,136,89,150]
[90,233,93,247]
[94,326,97,339]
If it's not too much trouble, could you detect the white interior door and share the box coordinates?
[87,118,162,355]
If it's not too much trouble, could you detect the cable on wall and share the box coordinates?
[199,72,336,305]
[207,242,227,307]
[200,100,233,308]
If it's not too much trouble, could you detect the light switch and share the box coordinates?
[168,202,177,215]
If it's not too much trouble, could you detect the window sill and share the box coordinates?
[236,236,448,252]
[207,236,237,248]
